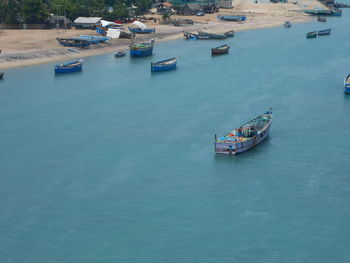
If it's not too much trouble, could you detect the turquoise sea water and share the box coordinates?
[1,10,350,263]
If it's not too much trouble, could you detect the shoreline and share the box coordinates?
[0,0,321,70]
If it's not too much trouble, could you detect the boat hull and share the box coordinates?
[317,29,331,35]
[130,47,153,57]
[212,45,230,55]
[54,60,83,73]
[151,58,177,72]
[0,72,4,79]
[128,27,155,34]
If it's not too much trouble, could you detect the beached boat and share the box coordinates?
[212,44,230,55]
[115,50,126,57]
[304,9,332,15]
[317,16,327,22]
[128,27,155,34]
[344,74,350,93]
[284,21,291,28]
[75,35,110,44]
[198,31,227,39]
[130,42,153,57]
[0,72,4,80]
[54,59,83,73]
[224,30,234,37]
[57,38,91,48]
[306,31,317,38]
[214,108,273,155]
[183,31,198,40]
[217,15,247,21]
[317,28,331,36]
[151,57,178,72]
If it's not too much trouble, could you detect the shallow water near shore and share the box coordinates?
[1,10,350,263]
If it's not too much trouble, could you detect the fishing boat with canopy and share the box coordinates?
[214,108,273,154]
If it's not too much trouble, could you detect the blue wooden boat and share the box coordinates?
[151,57,178,72]
[57,38,90,48]
[306,31,317,38]
[284,21,291,28]
[0,72,4,80]
[114,50,126,57]
[214,108,273,155]
[317,28,331,35]
[344,74,350,93]
[128,27,155,34]
[75,35,110,44]
[217,15,246,21]
[130,42,153,57]
[55,59,83,73]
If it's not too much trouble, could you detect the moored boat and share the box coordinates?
[344,74,350,93]
[151,57,178,72]
[75,35,110,44]
[317,28,331,35]
[128,27,155,34]
[211,44,230,55]
[317,16,327,22]
[0,72,4,80]
[306,31,317,38]
[284,21,291,28]
[331,8,342,16]
[114,50,126,57]
[214,108,273,155]
[57,38,91,48]
[130,42,154,57]
[54,59,83,73]
[198,31,227,39]
[217,15,247,21]
[224,30,234,37]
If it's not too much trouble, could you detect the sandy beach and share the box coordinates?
[0,0,326,70]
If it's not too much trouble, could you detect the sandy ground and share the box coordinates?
[0,0,326,70]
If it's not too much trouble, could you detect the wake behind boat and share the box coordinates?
[55,59,83,73]
[151,57,177,72]
[214,109,273,154]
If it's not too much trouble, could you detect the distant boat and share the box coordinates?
[114,50,126,57]
[284,21,291,28]
[0,72,4,80]
[130,42,153,57]
[317,28,331,35]
[217,15,247,21]
[304,9,332,15]
[224,30,234,37]
[306,31,317,38]
[67,48,80,53]
[54,59,83,73]
[212,44,230,55]
[183,31,198,40]
[331,8,342,16]
[128,27,155,34]
[344,74,350,93]
[214,108,273,155]
[317,16,327,22]
[57,38,90,48]
[151,57,178,72]
[198,31,227,39]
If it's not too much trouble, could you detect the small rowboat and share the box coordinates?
[224,30,234,37]
[217,15,246,21]
[215,108,273,155]
[114,50,126,57]
[317,16,326,22]
[344,74,350,93]
[55,59,83,73]
[151,57,177,72]
[284,21,291,28]
[306,31,317,38]
[317,28,331,36]
[0,72,4,80]
[212,44,230,55]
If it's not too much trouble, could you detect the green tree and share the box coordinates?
[22,0,49,23]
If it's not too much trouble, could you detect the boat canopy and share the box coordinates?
[106,28,121,39]
[132,21,147,30]
[100,20,121,27]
